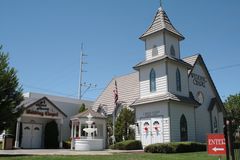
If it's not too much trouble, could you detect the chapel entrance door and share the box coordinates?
[21,123,42,148]
[141,117,163,147]
[151,118,163,144]
[141,119,152,147]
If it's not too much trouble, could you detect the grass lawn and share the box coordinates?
[0,152,226,160]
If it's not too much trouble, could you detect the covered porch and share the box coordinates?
[15,97,67,149]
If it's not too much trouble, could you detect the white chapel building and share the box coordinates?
[93,6,226,147]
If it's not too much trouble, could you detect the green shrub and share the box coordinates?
[144,142,206,153]
[63,139,71,149]
[110,140,142,150]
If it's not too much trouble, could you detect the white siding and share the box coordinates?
[218,112,224,133]
[135,101,170,143]
[211,104,224,134]
[145,32,165,60]
[170,102,196,142]
[163,117,170,142]
[167,63,189,97]
[165,33,180,59]
[139,62,167,98]
[188,62,224,142]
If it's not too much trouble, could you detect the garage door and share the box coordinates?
[21,123,42,148]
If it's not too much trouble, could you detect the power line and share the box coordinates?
[209,63,240,72]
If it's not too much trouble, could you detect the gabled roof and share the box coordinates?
[133,55,192,70]
[71,109,106,119]
[92,72,139,115]
[140,7,184,40]
[183,54,226,115]
[182,54,199,66]
[132,92,199,106]
[23,96,67,117]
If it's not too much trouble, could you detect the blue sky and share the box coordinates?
[1,0,240,101]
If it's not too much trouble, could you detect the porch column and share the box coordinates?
[78,120,81,138]
[14,118,21,148]
[74,123,77,138]
[70,120,74,150]
[59,118,63,149]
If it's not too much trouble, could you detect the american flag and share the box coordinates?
[113,80,118,105]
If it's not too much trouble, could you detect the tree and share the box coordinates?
[224,93,240,143]
[224,93,240,122]
[115,107,135,142]
[79,103,87,113]
[0,46,23,132]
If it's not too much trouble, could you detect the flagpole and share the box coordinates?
[113,106,115,144]
[112,80,118,145]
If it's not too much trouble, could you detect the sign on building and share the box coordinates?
[208,134,226,155]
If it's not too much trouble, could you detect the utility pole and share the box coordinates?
[78,43,97,100]
[78,43,86,100]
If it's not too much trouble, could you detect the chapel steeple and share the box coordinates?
[140,7,184,41]
[140,6,184,60]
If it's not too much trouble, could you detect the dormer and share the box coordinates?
[140,7,184,60]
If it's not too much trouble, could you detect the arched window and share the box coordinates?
[170,45,175,56]
[180,114,188,141]
[176,68,181,92]
[152,45,158,57]
[214,116,218,133]
[150,69,156,92]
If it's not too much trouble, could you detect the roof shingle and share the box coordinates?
[132,92,200,106]
[134,55,192,70]
[140,7,184,40]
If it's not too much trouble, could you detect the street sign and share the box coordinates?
[208,134,226,155]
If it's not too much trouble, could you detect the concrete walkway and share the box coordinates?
[0,149,144,156]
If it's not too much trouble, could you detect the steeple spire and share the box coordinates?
[140,6,184,41]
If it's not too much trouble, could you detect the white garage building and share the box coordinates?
[93,6,226,147]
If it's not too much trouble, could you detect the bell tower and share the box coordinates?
[139,6,184,60]
[134,6,191,98]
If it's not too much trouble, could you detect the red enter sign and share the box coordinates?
[208,134,226,155]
